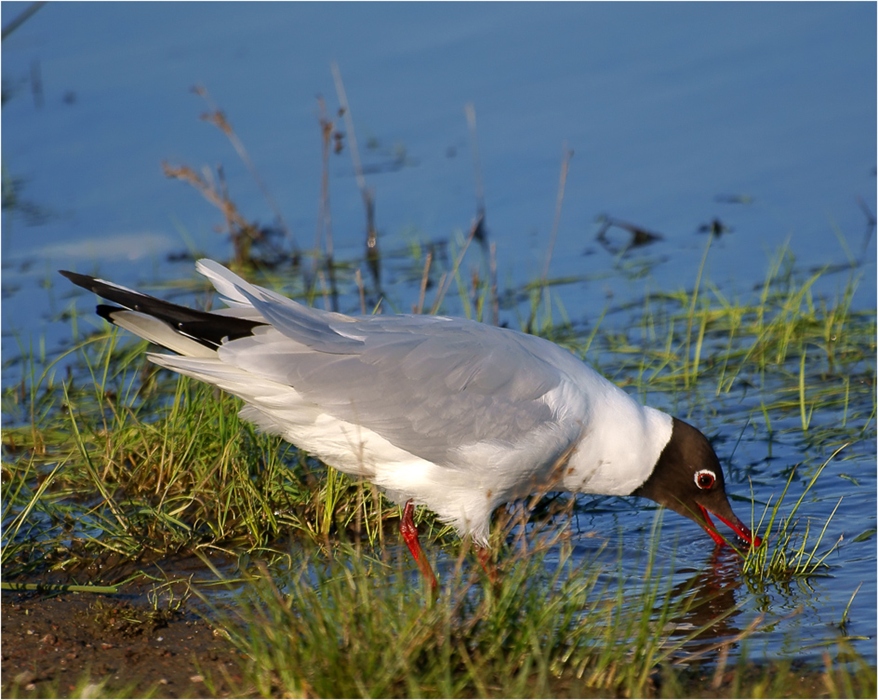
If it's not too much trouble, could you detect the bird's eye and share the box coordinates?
[694,469,716,490]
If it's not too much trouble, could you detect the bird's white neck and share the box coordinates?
[562,395,673,497]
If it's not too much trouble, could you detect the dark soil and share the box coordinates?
[1,589,249,698]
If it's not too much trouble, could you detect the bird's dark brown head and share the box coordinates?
[634,418,762,549]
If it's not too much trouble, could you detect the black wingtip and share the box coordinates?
[59,269,99,293]
[59,268,265,349]
[96,304,125,323]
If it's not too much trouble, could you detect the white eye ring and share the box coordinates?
[694,469,716,490]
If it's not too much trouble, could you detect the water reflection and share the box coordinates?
[664,548,749,659]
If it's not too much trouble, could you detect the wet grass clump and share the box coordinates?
[200,534,711,698]
[742,446,845,580]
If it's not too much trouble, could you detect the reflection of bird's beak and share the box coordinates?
[698,504,762,549]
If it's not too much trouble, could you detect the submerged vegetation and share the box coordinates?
[2,85,875,697]
[743,445,847,580]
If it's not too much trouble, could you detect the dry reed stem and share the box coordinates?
[416,250,433,315]
[192,85,297,250]
[331,62,380,288]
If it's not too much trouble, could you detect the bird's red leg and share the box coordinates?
[399,500,438,592]
[475,546,499,585]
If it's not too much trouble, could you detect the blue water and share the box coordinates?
[2,1,875,666]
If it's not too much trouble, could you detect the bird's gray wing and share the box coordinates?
[218,287,566,465]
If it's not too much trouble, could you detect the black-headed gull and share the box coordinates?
[61,261,761,589]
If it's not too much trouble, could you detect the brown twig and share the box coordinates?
[192,85,298,254]
[416,250,433,315]
[489,242,499,327]
[331,63,381,291]
[355,268,366,315]
[533,145,573,328]
[162,163,259,266]
[465,103,487,248]
[429,226,477,315]
[542,144,573,284]
[316,95,339,311]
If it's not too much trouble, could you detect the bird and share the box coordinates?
[60,260,761,589]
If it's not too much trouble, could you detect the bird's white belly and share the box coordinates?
[150,352,577,544]
[237,392,421,478]
[243,393,549,543]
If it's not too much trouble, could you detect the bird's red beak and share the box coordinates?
[698,504,762,549]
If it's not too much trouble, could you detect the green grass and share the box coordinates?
[741,445,846,580]
[2,340,401,576]
[197,529,712,698]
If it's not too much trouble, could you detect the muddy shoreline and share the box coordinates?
[1,589,247,698]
